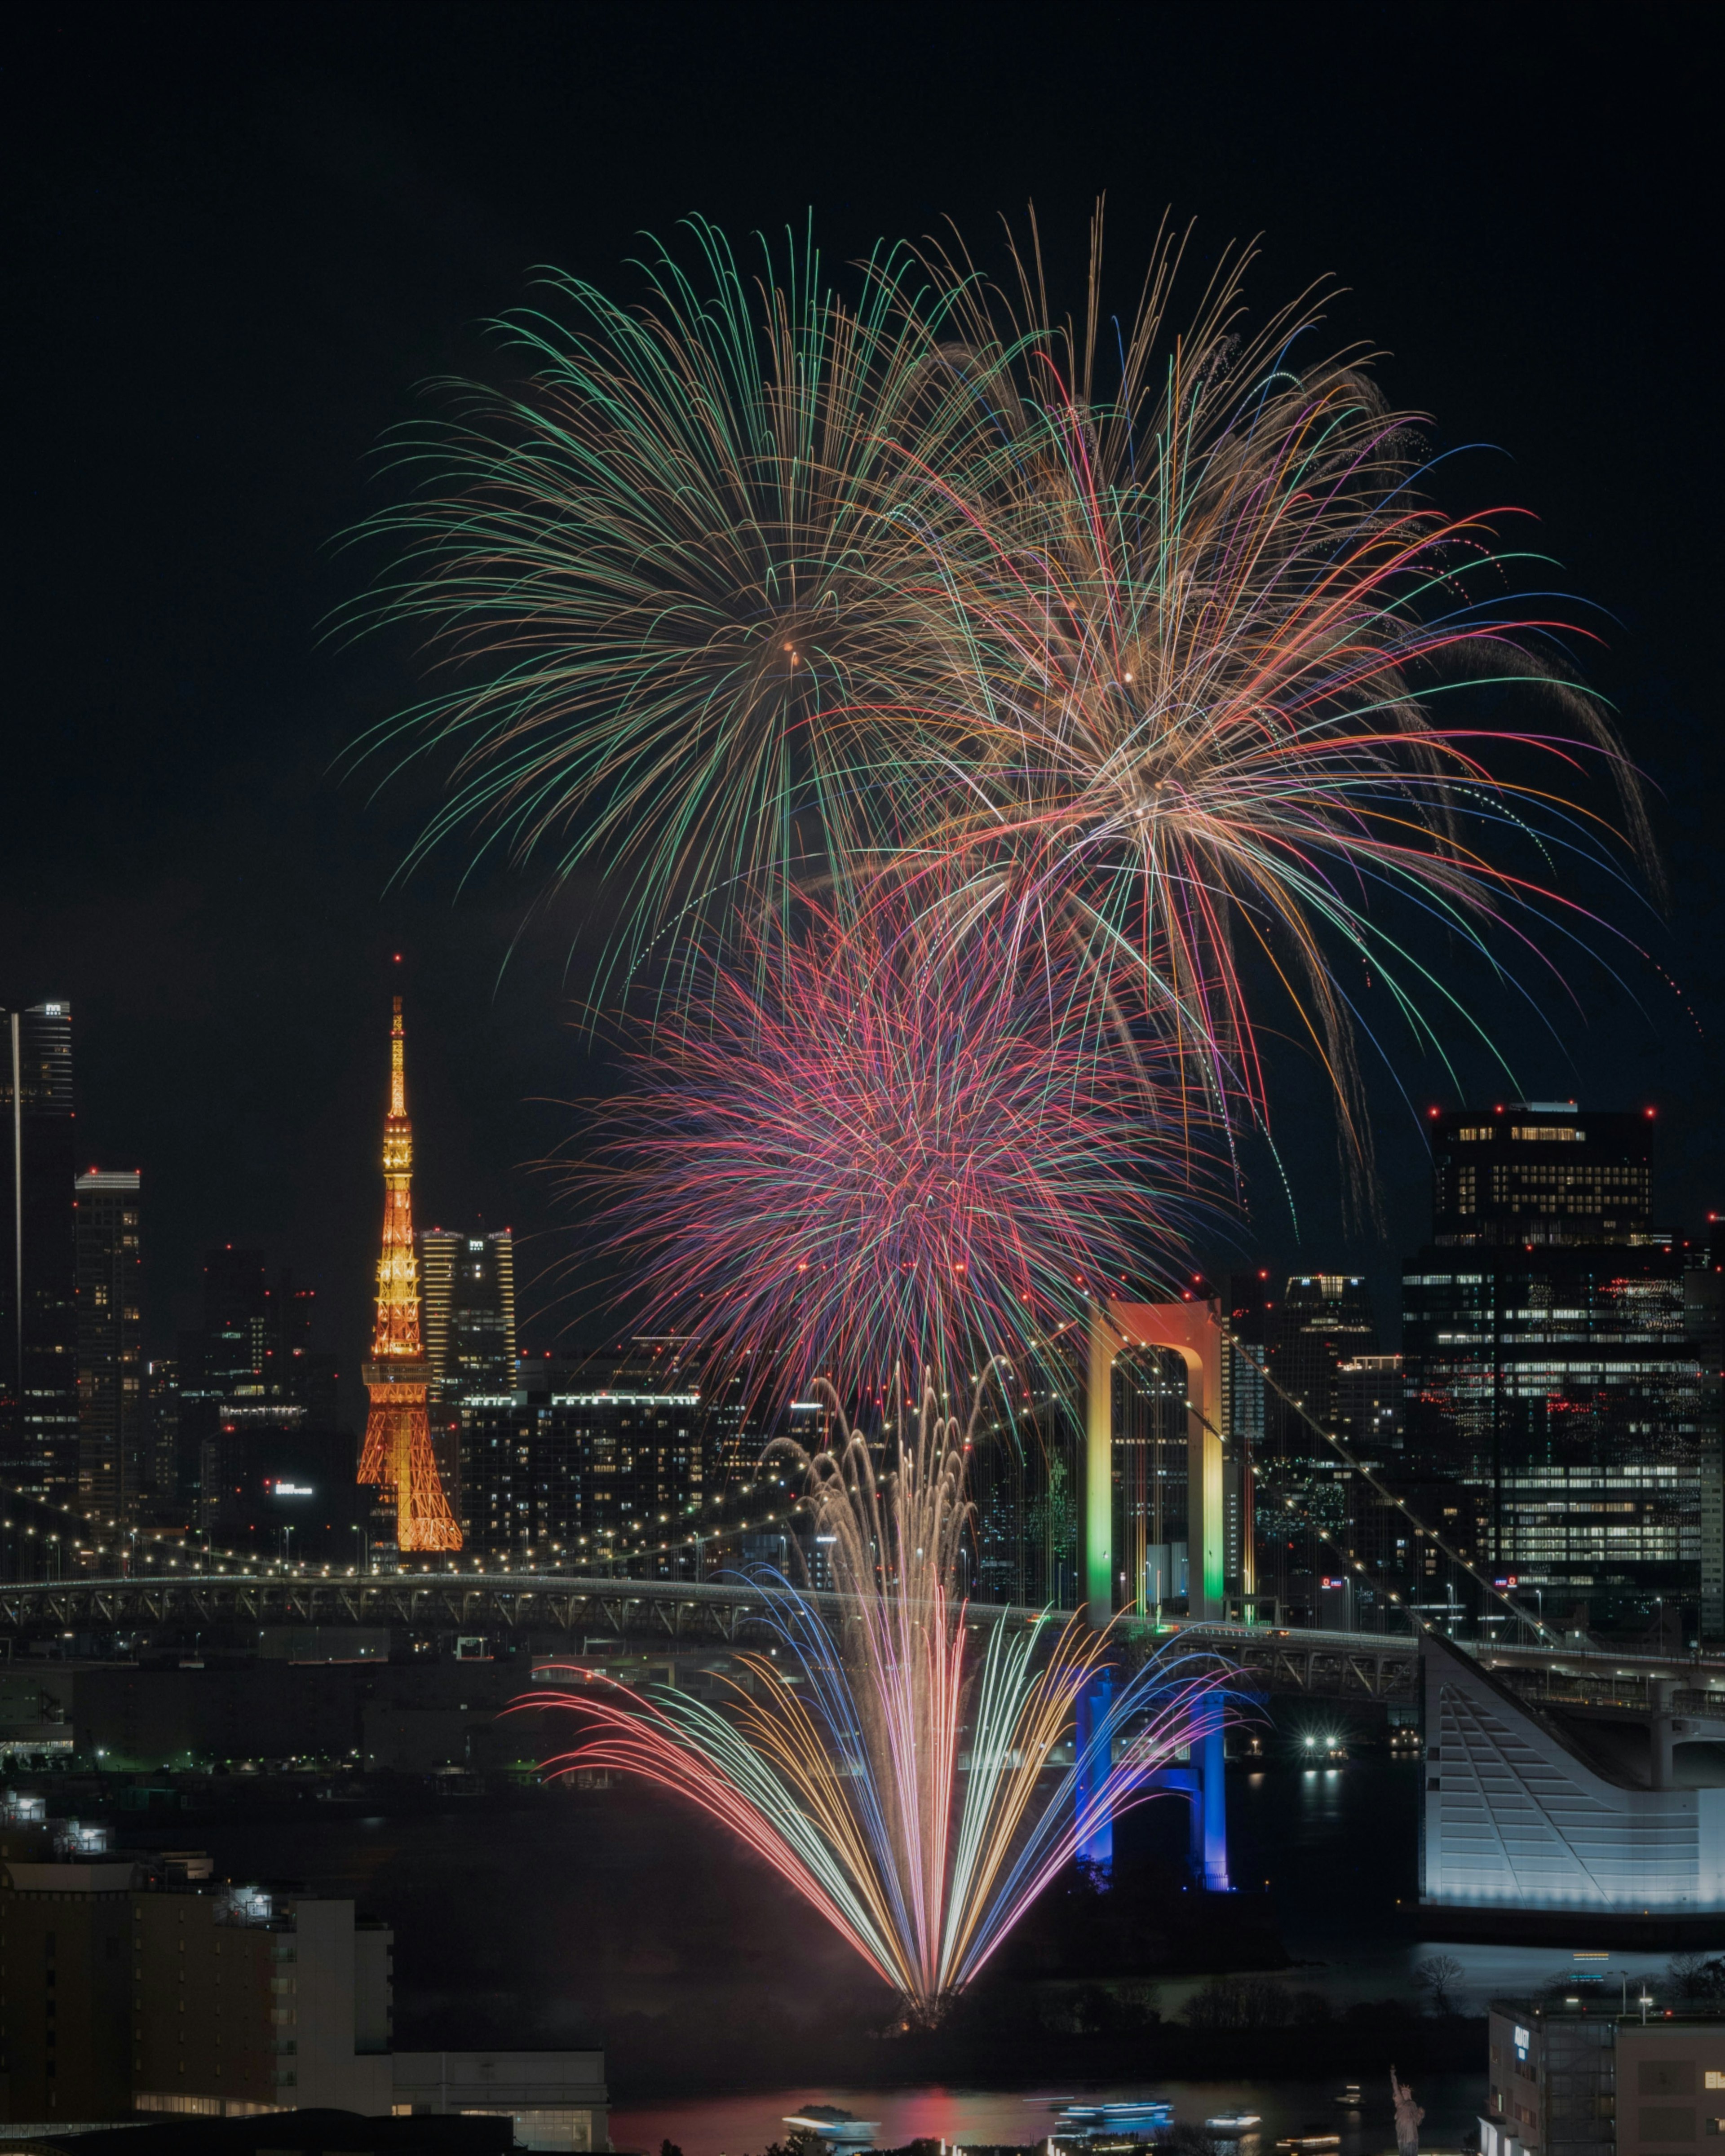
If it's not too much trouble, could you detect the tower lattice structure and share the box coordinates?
[357,996,461,1551]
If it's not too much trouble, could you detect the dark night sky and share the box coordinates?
[5,3,1718,1403]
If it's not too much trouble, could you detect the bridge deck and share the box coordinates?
[2,1573,1716,1703]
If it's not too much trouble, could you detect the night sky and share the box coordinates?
[7,4,1716,1403]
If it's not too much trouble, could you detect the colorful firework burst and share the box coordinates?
[348,212,1650,1192]
[339,219,985,981]
[525,1381,1234,2026]
[893,212,1652,1168]
[576,892,1208,1393]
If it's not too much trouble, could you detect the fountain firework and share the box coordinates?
[525,1380,1233,2027]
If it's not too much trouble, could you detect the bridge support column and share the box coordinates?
[1192,1688,1230,1891]
[1074,1666,1114,1872]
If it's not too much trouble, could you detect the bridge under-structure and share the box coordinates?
[14,1571,1725,1900]
[18,1570,1725,1715]
[0,1568,1422,1688]
[11,1566,1716,1705]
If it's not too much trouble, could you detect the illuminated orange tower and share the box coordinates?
[356,996,461,1551]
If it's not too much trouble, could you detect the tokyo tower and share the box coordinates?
[356,995,461,1551]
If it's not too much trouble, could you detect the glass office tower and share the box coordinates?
[0,1002,79,1502]
[1402,1103,1708,1631]
[75,1167,144,1519]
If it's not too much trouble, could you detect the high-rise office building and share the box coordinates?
[177,1253,339,1501]
[419,1228,517,1522]
[1334,1353,1405,1453]
[74,1168,144,1519]
[1267,1274,1378,1443]
[1402,1101,1709,1630]
[419,1230,458,1397]
[1690,1230,1725,1640]
[1427,1100,1653,1246]
[142,1355,181,1515]
[459,1349,706,1567]
[0,1001,79,1502]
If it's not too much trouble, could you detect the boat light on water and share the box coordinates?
[783,2107,878,2150]
[1205,2116,1264,2136]
[1057,2101,1176,2136]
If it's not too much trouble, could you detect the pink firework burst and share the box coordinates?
[580,897,1208,1396]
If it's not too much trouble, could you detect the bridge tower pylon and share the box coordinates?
[1079,1296,1233,1883]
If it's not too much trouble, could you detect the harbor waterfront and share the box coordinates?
[608,2075,1491,2156]
[81,1754,1700,2097]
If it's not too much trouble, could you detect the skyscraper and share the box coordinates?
[419,1229,517,1401]
[1402,1101,1707,1630]
[177,1250,341,1524]
[75,1168,144,1520]
[355,998,460,1553]
[1267,1274,1378,1441]
[420,1227,516,1529]
[1427,1101,1653,1246]
[0,1002,79,1502]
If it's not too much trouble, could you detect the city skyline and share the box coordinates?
[6,984,1711,1385]
[6,14,1721,2147]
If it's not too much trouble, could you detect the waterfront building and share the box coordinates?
[1422,1633,1725,1918]
[355,997,460,1554]
[0,1860,391,2122]
[392,2050,609,2151]
[0,1001,79,1503]
[1402,1102,1712,1629]
[1484,1996,1725,2156]
[74,1168,144,1520]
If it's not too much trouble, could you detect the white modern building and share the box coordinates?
[1423,1635,1725,1914]
[393,2050,608,2152]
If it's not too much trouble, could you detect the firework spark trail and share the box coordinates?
[522,1382,1235,2025]
[349,212,1651,1198]
[338,219,992,988]
[575,891,1212,1391]
[891,212,1653,1171]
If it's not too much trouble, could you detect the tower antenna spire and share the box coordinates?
[357,994,461,1553]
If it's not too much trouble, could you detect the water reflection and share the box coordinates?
[610,2073,1489,2156]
